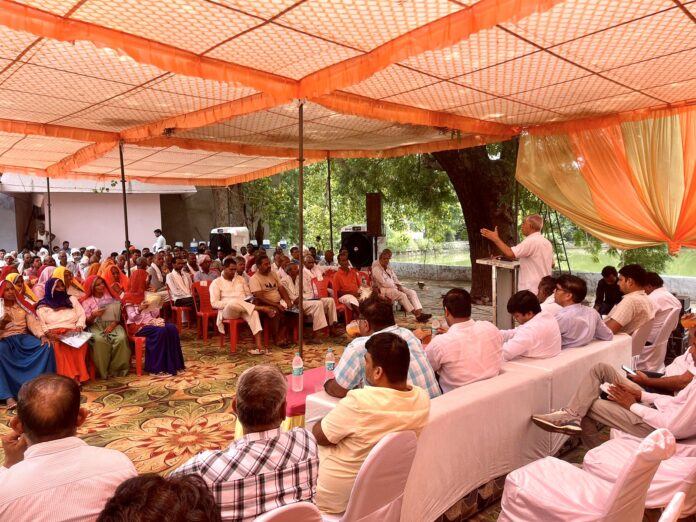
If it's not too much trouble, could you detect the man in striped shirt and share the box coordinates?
[171,365,318,521]
[324,294,442,399]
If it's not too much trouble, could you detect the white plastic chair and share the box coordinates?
[631,318,655,369]
[584,436,696,515]
[498,428,676,522]
[659,492,686,522]
[635,308,680,372]
[322,431,417,522]
[255,502,323,521]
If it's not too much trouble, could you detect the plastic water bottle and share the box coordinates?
[292,352,304,392]
[325,348,335,382]
[431,319,441,338]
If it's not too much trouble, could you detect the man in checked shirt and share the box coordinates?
[171,365,318,521]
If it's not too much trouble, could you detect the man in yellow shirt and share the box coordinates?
[312,332,431,514]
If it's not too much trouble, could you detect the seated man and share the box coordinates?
[281,263,332,341]
[249,256,293,348]
[0,375,136,519]
[319,249,336,267]
[186,252,199,276]
[209,258,276,355]
[532,321,696,448]
[537,275,561,315]
[302,255,338,333]
[147,252,170,302]
[644,271,681,344]
[594,265,623,315]
[423,288,503,393]
[554,274,613,348]
[332,252,362,318]
[313,333,430,514]
[371,249,431,323]
[501,290,561,361]
[324,294,441,399]
[171,365,318,520]
[605,264,654,335]
[166,257,194,308]
[193,255,219,283]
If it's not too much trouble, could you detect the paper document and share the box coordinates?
[60,331,93,348]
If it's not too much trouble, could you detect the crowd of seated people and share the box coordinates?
[2,229,692,520]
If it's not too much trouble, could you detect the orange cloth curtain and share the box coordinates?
[517,105,696,253]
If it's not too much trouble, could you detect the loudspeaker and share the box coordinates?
[366,192,384,237]
[341,230,374,269]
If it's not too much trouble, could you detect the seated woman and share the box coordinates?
[0,280,56,409]
[81,275,131,379]
[36,278,90,383]
[53,266,85,299]
[6,272,38,304]
[33,266,56,301]
[1,265,17,280]
[124,270,184,376]
[102,264,129,299]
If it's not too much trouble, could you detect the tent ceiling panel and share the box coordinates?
[446,98,560,125]
[555,91,666,119]
[602,47,696,91]
[509,76,634,110]
[0,88,92,120]
[643,78,696,104]
[382,81,495,112]
[206,23,363,80]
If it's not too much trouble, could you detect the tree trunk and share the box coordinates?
[227,185,246,226]
[211,187,229,226]
[432,138,518,303]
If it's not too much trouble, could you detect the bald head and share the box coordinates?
[136,256,148,270]
[17,375,82,443]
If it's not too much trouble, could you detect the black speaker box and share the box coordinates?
[366,192,384,237]
[341,230,374,269]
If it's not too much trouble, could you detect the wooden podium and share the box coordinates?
[476,257,520,329]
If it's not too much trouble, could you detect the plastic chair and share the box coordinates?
[659,492,686,522]
[635,308,680,372]
[121,307,146,376]
[630,318,655,369]
[167,287,193,334]
[358,271,371,288]
[192,281,216,341]
[254,502,323,522]
[322,431,418,522]
[498,428,676,522]
[584,435,696,516]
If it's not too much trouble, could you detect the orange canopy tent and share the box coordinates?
[0,0,694,252]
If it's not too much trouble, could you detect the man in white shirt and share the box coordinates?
[209,257,275,355]
[554,274,613,348]
[0,375,136,520]
[303,255,338,334]
[501,290,561,361]
[605,264,654,335]
[194,255,219,283]
[152,228,166,253]
[424,288,502,393]
[538,275,562,315]
[371,249,431,323]
[644,272,681,344]
[319,250,336,267]
[481,214,554,293]
[281,262,331,338]
[532,323,696,448]
[80,246,96,279]
[166,257,194,308]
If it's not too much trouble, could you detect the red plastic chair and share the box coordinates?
[358,270,372,287]
[192,281,217,341]
[121,307,146,376]
[167,287,193,333]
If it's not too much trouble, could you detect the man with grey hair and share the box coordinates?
[171,364,318,521]
[481,214,554,293]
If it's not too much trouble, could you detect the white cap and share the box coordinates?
[71,248,81,255]
[87,245,97,251]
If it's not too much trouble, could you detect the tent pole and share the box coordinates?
[118,140,132,274]
[298,101,305,357]
[327,152,334,251]
[46,177,52,251]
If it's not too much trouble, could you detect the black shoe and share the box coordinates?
[416,313,432,323]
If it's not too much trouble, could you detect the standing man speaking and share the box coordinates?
[480,214,553,293]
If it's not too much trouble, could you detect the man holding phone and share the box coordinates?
[531,315,696,448]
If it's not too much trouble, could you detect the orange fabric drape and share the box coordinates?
[517,105,696,253]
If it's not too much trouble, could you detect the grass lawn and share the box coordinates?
[394,248,696,277]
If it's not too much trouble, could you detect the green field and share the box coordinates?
[393,248,696,277]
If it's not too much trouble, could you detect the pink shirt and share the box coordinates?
[0,437,136,521]
[425,320,503,393]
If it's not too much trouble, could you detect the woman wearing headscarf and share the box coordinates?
[6,272,38,304]
[124,269,184,376]
[32,265,55,300]
[0,280,56,409]
[0,265,17,281]
[36,278,89,382]
[53,266,85,298]
[101,264,129,299]
[80,275,130,379]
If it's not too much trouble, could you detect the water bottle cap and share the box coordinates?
[328,348,334,352]
[295,352,300,356]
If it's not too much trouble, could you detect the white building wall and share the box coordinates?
[44,193,162,253]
